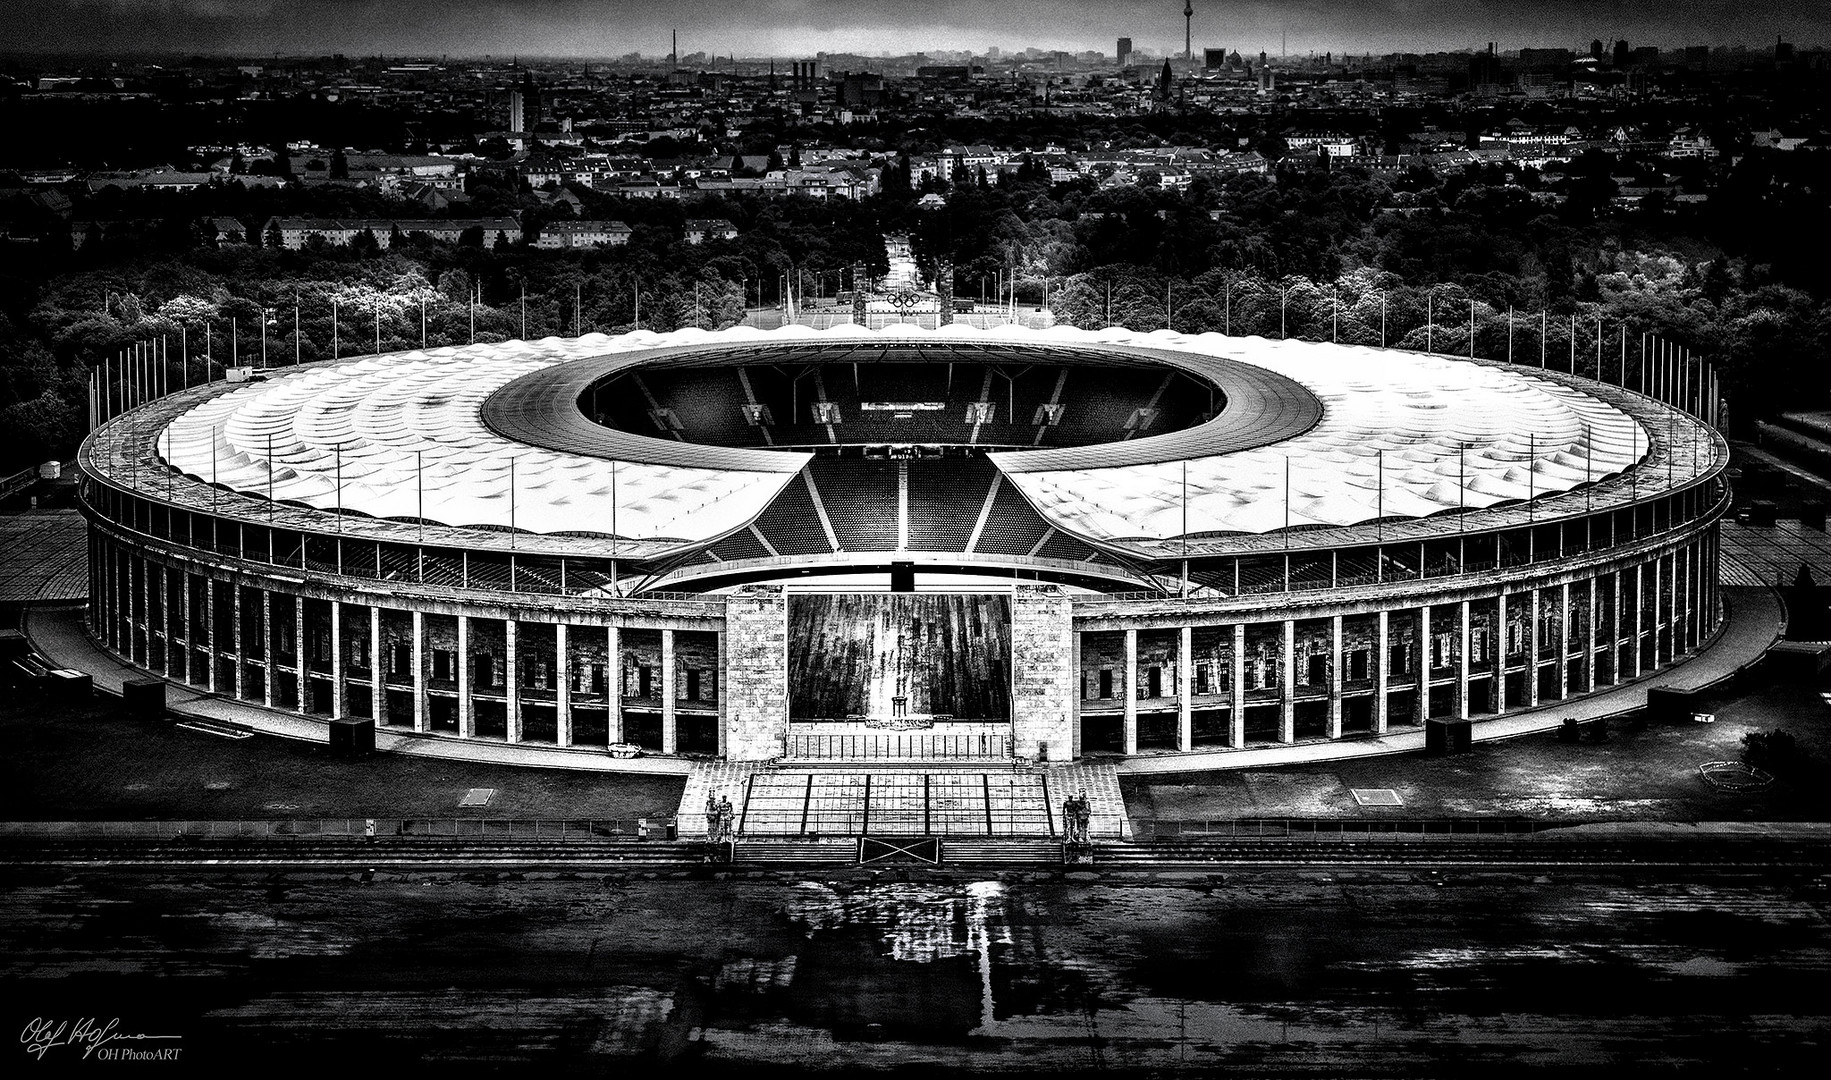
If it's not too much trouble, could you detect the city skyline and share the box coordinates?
[3,0,1827,60]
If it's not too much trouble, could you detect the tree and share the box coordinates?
[1742,729,1799,773]
[329,149,349,181]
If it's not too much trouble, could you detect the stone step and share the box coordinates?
[944,839,1063,864]
[732,838,859,864]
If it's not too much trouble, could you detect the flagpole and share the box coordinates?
[611,459,619,595]
[1528,432,1535,523]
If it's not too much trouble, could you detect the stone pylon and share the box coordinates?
[937,260,954,326]
[852,262,868,322]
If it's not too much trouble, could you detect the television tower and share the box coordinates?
[1184,1,1193,61]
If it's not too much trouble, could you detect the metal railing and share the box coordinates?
[0,818,682,840]
[1,816,1593,844]
[1126,817,1558,840]
[785,732,1013,761]
[0,466,39,501]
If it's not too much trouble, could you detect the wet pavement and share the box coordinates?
[3,865,1828,1076]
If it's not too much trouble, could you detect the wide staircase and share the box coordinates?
[676,756,1127,865]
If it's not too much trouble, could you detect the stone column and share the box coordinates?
[1457,600,1471,720]
[1177,625,1193,752]
[1011,584,1074,762]
[504,619,521,742]
[660,628,678,753]
[457,615,474,737]
[261,591,273,706]
[1070,629,1084,760]
[714,628,727,757]
[1586,577,1599,692]
[1374,611,1389,734]
[1527,589,1541,707]
[1493,592,1508,712]
[721,589,787,761]
[1610,570,1623,686]
[161,567,174,677]
[607,624,623,744]
[1652,556,1664,667]
[231,584,244,699]
[205,578,219,693]
[294,597,307,713]
[555,623,572,747]
[1417,603,1431,720]
[1327,615,1344,739]
[99,546,111,650]
[1279,619,1295,743]
[412,609,427,732]
[1229,624,1246,747]
[369,607,382,721]
[1557,583,1572,699]
[329,599,343,719]
[1122,627,1138,756]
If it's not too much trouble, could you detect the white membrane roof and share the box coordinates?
[157,333,808,543]
[154,324,1651,547]
[988,331,1650,542]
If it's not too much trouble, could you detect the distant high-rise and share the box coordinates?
[1117,37,1132,67]
[1612,38,1629,68]
[507,89,525,134]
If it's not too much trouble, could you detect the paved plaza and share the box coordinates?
[0,510,86,604]
[1720,517,1831,587]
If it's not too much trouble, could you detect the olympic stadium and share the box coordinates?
[72,322,1729,833]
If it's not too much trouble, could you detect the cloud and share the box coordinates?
[5,0,1825,57]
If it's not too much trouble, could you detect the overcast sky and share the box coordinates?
[5,1,1825,59]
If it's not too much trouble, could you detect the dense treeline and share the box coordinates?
[2,153,1828,471]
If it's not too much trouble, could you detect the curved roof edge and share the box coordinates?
[480,343,810,473]
[989,342,1325,473]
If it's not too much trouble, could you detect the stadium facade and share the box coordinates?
[77,325,1727,765]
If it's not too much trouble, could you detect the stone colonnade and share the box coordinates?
[87,536,727,754]
[1072,529,1720,755]
[86,526,1718,762]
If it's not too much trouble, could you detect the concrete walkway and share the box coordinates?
[1120,585,1786,776]
[22,604,694,777]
